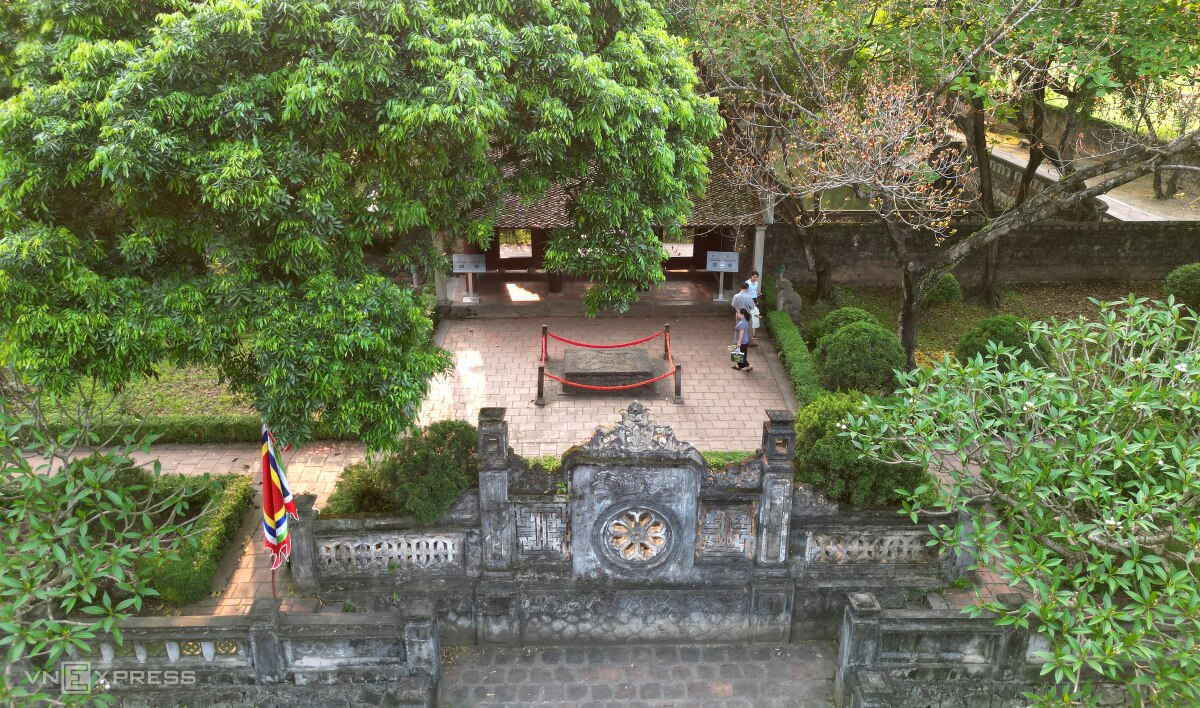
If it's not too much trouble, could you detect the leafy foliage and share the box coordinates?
[806,307,877,348]
[1164,262,1200,312]
[814,321,905,394]
[0,408,207,702]
[922,273,962,308]
[0,0,720,449]
[793,393,925,507]
[326,421,479,523]
[955,314,1046,370]
[764,310,825,406]
[850,297,1200,704]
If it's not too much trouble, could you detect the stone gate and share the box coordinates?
[290,402,951,646]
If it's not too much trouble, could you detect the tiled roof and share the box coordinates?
[484,143,768,229]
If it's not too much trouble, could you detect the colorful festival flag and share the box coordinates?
[261,424,299,571]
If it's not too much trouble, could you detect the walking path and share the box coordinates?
[989,141,1200,221]
[439,643,837,708]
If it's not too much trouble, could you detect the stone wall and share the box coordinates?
[762,220,1200,290]
[833,592,1133,708]
[71,597,441,706]
[290,404,949,648]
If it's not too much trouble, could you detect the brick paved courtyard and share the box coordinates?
[439,643,836,707]
[420,315,795,456]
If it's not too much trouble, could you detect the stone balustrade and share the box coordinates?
[80,598,441,706]
[833,592,1131,708]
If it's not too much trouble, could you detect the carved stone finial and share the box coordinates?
[575,401,697,459]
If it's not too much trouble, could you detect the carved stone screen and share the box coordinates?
[566,403,704,582]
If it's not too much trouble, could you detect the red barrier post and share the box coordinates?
[536,366,545,407]
[663,324,670,360]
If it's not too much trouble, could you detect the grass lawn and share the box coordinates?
[796,280,1164,365]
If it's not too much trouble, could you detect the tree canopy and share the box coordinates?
[0,0,720,447]
[851,298,1200,704]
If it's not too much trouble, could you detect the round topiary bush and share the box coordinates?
[1165,262,1200,311]
[793,393,927,507]
[955,314,1046,369]
[806,306,877,347]
[813,321,905,393]
[922,273,962,308]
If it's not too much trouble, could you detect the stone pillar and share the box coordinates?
[289,494,318,592]
[478,408,514,574]
[475,580,520,646]
[402,598,442,679]
[248,597,286,684]
[750,580,794,643]
[833,592,881,707]
[433,230,449,304]
[753,225,767,277]
[940,497,984,580]
[756,411,795,572]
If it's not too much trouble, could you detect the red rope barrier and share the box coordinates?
[545,369,677,391]
[546,331,661,349]
[539,326,677,392]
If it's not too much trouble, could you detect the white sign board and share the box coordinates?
[451,254,486,273]
[706,251,740,272]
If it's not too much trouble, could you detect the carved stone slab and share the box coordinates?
[695,502,757,562]
[561,348,658,391]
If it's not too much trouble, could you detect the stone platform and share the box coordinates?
[559,347,661,394]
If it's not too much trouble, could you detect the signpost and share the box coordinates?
[706,251,740,302]
[452,254,486,304]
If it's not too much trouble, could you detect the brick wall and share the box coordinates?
[763,220,1200,289]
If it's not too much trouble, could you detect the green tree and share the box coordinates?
[850,297,1200,705]
[0,376,208,702]
[0,0,720,448]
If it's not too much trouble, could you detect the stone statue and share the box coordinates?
[776,276,804,322]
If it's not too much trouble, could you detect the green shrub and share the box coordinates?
[1165,262,1200,311]
[51,414,357,444]
[955,314,1047,369]
[764,310,825,406]
[794,393,926,507]
[325,420,480,523]
[760,276,777,313]
[922,273,962,308]
[806,307,877,347]
[147,474,254,605]
[814,321,905,393]
[324,461,395,514]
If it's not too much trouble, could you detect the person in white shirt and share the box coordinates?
[730,282,758,345]
[744,272,762,344]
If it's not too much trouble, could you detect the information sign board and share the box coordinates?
[451,254,487,273]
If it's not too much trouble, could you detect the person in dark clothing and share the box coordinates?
[731,308,752,371]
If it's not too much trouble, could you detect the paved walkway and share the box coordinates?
[419,316,794,456]
[439,643,837,708]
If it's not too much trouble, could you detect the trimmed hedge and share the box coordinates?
[922,273,962,308]
[51,414,356,445]
[794,393,927,507]
[145,474,255,605]
[325,420,480,522]
[764,310,825,406]
[955,314,1047,369]
[806,307,876,347]
[813,321,905,394]
[1165,262,1200,311]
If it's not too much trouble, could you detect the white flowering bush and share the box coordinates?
[848,297,1200,705]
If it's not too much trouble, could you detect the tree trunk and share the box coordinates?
[780,197,834,302]
[899,268,920,371]
[977,241,1001,309]
[960,95,1000,307]
[1154,167,1167,199]
[882,219,920,370]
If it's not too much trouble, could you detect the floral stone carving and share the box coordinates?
[595,504,678,571]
